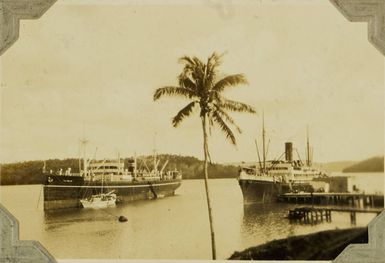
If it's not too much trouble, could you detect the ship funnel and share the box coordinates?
[285,142,293,162]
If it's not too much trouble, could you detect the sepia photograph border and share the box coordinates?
[0,0,384,262]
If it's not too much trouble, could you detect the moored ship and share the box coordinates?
[238,119,328,204]
[238,142,328,204]
[43,140,182,210]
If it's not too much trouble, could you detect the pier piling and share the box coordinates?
[278,192,383,208]
[287,206,382,225]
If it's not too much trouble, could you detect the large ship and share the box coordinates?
[43,140,182,210]
[238,119,328,204]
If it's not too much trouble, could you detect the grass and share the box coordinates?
[229,227,368,260]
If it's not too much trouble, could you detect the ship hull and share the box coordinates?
[44,175,182,210]
[238,179,289,204]
[238,179,313,204]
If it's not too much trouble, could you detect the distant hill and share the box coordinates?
[342,156,384,173]
[0,154,238,185]
[0,158,80,185]
[315,161,357,173]
[135,154,238,180]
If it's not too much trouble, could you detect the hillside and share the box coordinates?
[342,156,384,173]
[135,154,238,180]
[315,161,356,173]
[0,154,238,185]
[1,158,80,185]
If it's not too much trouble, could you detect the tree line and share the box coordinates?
[0,154,238,185]
[342,156,384,173]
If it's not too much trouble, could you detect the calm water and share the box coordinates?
[0,173,383,260]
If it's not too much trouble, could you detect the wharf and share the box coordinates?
[278,192,384,208]
[288,206,383,225]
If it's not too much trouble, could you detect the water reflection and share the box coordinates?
[43,206,119,231]
[240,201,377,253]
[241,203,297,245]
[42,205,130,257]
[1,178,381,259]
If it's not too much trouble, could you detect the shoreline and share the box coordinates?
[229,227,368,260]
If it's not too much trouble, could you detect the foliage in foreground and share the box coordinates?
[229,227,368,260]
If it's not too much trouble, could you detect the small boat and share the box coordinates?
[80,161,117,209]
[80,190,117,209]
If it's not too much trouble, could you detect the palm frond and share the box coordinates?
[178,76,196,91]
[172,101,198,127]
[178,56,196,67]
[221,99,256,113]
[153,86,196,101]
[192,56,205,68]
[212,74,248,93]
[179,56,206,93]
[209,90,224,105]
[215,108,242,133]
[191,57,205,79]
[179,56,201,83]
[205,53,222,90]
[207,52,224,71]
[212,112,237,145]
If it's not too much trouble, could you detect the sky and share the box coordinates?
[0,0,384,164]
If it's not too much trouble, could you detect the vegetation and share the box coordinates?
[229,227,368,260]
[3,155,382,185]
[315,161,356,173]
[1,159,80,185]
[135,154,238,180]
[342,156,384,173]
[0,155,239,185]
[153,52,255,259]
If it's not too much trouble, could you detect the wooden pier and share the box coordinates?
[288,207,332,224]
[288,206,383,225]
[278,192,384,208]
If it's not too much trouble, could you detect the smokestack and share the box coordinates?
[285,142,293,162]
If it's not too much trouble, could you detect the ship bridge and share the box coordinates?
[89,162,124,175]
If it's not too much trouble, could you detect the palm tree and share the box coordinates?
[153,52,256,260]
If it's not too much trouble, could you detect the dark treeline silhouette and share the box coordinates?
[134,154,238,179]
[229,227,368,260]
[342,156,384,173]
[1,158,80,185]
[0,154,238,185]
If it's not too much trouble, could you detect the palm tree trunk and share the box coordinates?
[201,114,217,260]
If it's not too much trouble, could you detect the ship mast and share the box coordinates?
[306,126,311,166]
[80,137,89,178]
[80,122,89,178]
[134,152,137,178]
[255,139,262,172]
[262,112,266,172]
[153,132,157,174]
[117,151,121,175]
[78,144,81,175]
